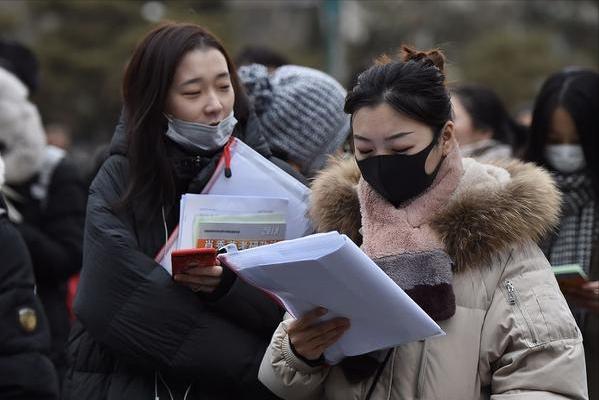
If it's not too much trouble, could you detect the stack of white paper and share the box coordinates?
[202,138,312,239]
[156,138,312,270]
[159,194,288,275]
[178,194,288,249]
[219,231,445,364]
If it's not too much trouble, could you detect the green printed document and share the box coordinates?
[178,194,288,250]
[156,138,312,273]
[552,264,588,285]
[157,194,288,275]
[193,213,286,250]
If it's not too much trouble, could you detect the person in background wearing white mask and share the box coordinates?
[524,67,599,399]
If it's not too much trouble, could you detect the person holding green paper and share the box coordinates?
[524,67,599,399]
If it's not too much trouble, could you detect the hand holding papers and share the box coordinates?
[218,231,445,364]
[552,264,589,287]
[553,264,599,312]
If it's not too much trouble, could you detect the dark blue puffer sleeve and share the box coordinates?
[74,155,281,393]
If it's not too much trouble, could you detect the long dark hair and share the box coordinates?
[524,68,599,197]
[450,84,527,152]
[121,22,249,213]
[344,45,452,139]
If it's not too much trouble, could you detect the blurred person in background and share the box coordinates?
[451,84,528,161]
[238,63,350,180]
[259,47,588,400]
[64,22,290,400]
[235,45,289,71]
[524,67,599,399]
[515,103,533,128]
[0,57,85,391]
[45,123,73,151]
[83,142,111,188]
[0,154,59,400]
[0,39,39,96]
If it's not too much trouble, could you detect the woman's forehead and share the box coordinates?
[174,48,229,86]
[352,103,431,139]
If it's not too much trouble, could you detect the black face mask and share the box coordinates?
[357,138,444,207]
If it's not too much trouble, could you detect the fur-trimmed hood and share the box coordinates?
[310,156,561,271]
[0,66,46,184]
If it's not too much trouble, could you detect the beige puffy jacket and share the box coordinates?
[259,158,589,400]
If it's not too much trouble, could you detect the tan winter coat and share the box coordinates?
[259,157,589,400]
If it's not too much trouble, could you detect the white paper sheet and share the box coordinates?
[202,138,312,240]
[219,231,445,364]
[155,138,312,271]
[178,194,288,249]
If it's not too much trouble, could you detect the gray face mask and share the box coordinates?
[165,111,237,153]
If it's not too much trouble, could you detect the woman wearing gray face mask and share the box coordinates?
[63,23,302,400]
[525,67,599,399]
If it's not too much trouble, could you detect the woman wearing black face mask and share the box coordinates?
[63,23,290,400]
[524,67,599,399]
[258,47,588,400]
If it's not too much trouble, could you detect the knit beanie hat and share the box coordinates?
[239,64,350,176]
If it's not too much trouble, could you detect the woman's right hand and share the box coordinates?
[288,307,350,361]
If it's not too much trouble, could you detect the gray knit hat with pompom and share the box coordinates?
[238,64,350,176]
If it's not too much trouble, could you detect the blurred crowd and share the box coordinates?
[0,21,597,400]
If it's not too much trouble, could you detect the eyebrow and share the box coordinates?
[353,131,414,141]
[179,72,230,88]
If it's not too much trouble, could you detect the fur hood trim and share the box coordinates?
[0,67,46,184]
[309,157,561,271]
[309,156,363,245]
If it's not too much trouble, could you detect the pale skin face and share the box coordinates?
[547,106,579,144]
[165,47,235,125]
[353,102,454,174]
[451,96,491,146]
[167,47,235,293]
[289,103,455,361]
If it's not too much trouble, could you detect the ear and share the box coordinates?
[441,121,455,156]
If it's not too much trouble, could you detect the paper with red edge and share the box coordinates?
[155,137,312,273]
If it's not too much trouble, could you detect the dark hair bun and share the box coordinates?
[345,44,452,135]
[400,45,445,74]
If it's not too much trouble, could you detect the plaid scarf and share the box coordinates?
[544,173,597,274]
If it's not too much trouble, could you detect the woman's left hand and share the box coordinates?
[174,259,223,293]
[580,281,599,298]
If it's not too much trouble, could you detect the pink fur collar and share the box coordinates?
[358,142,464,258]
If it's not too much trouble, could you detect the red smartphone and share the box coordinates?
[171,248,217,276]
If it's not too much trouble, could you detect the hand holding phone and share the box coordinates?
[171,248,217,275]
[172,248,222,293]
